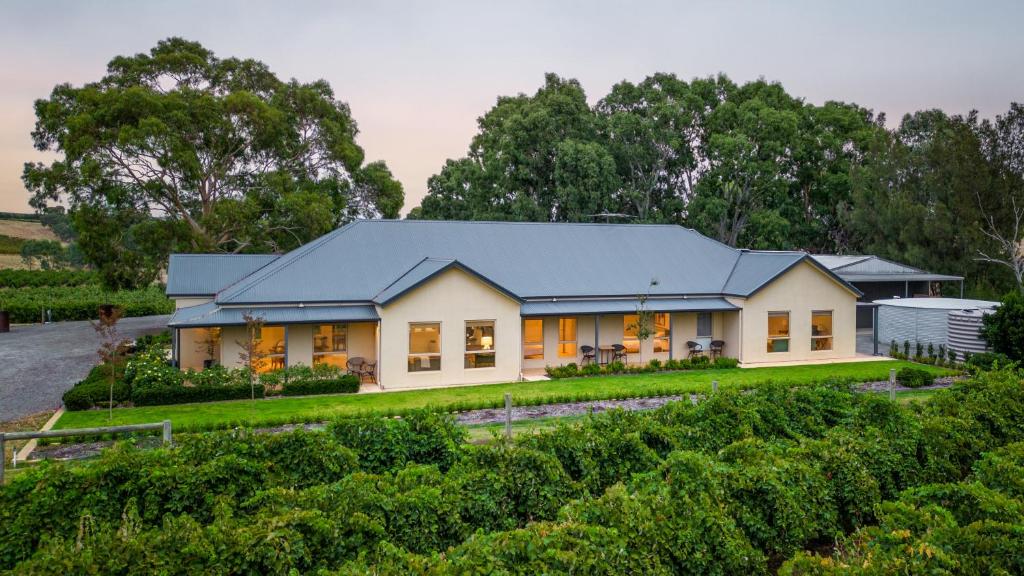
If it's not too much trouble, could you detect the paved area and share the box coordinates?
[857,328,881,356]
[0,315,170,423]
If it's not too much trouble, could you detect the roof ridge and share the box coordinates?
[387,219,688,229]
[371,256,442,302]
[216,221,363,303]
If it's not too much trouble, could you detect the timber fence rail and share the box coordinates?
[0,420,171,484]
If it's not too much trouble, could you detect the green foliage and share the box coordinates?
[982,291,1024,361]
[0,285,172,323]
[0,234,24,255]
[61,364,132,410]
[544,355,739,379]
[0,268,97,288]
[896,366,936,388]
[260,364,359,396]
[23,38,403,289]
[966,351,1013,372]
[5,373,1024,574]
[19,239,82,269]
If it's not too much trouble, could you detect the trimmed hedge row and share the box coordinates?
[61,364,132,411]
[133,382,263,406]
[0,285,173,323]
[281,376,360,396]
[546,355,738,379]
[0,269,98,288]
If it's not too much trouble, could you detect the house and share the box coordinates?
[810,255,964,329]
[166,220,862,389]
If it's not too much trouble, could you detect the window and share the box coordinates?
[254,325,286,373]
[558,317,577,357]
[697,312,712,338]
[623,314,640,354]
[192,327,221,368]
[465,320,496,368]
[767,312,790,353]
[811,311,833,351]
[523,319,544,359]
[653,313,670,353]
[313,324,347,368]
[408,323,441,372]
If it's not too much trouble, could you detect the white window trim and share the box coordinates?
[811,310,834,351]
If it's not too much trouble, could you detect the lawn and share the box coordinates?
[53,360,949,434]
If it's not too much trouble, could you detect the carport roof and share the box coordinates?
[811,255,963,283]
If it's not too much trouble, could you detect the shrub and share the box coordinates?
[714,356,739,369]
[61,375,132,411]
[966,351,1012,372]
[897,367,935,388]
[132,381,262,406]
[0,285,173,323]
[0,269,97,288]
[281,375,360,396]
[981,290,1024,362]
[328,411,466,473]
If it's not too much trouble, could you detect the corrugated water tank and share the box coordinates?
[947,308,994,357]
[875,298,998,352]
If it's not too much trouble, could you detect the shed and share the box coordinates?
[812,255,964,328]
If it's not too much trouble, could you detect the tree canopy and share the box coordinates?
[413,73,1024,297]
[24,38,403,288]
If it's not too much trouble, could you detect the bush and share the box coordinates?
[132,381,262,406]
[0,269,97,288]
[981,290,1024,362]
[0,234,24,255]
[897,367,936,388]
[966,351,1013,372]
[328,411,467,473]
[281,375,360,396]
[62,375,132,411]
[714,356,739,369]
[543,355,740,379]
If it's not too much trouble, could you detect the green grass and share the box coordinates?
[53,360,950,434]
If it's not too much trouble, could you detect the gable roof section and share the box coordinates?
[724,251,862,297]
[214,221,744,305]
[373,257,521,305]
[166,254,279,297]
[168,301,379,328]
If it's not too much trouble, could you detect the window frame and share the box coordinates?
[652,313,670,353]
[622,314,640,354]
[465,320,496,369]
[557,317,577,358]
[523,318,544,360]
[811,310,834,351]
[408,322,442,372]
[254,325,287,373]
[696,312,713,339]
[313,323,348,368]
[766,311,790,354]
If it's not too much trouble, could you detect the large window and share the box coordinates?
[523,319,544,360]
[465,320,496,368]
[408,322,441,372]
[697,312,712,338]
[255,325,286,372]
[653,313,670,353]
[558,317,577,357]
[811,311,833,351]
[623,314,640,354]
[767,312,790,353]
[313,324,348,368]
[192,327,221,368]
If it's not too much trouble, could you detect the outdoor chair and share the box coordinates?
[611,344,627,364]
[346,357,365,376]
[580,345,596,365]
[686,340,703,358]
[710,340,725,359]
[360,361,377,384]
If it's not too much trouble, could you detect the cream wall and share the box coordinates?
[173,297,212,310]
[287,324,314,367]
[378,268,522,389]
[736,261,857,364]
[220,325,246,369]
[178,328,220,371]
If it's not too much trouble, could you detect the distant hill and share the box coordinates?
[0,214,60,269]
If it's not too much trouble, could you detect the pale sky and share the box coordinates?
[1,0,1022,214]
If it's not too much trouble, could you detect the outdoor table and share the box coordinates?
[597,345,616,365]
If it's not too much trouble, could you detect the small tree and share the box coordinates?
[629,278,659,365]
[236,312,266,399]
[981,291,1024,362]
[195,327,221,368]
[91,306,129,421]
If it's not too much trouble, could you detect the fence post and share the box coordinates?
[162,420,172,445]
[889,368,896,401]
[712,380,719,394]
[0,433,5,485]
[504,393,512,440]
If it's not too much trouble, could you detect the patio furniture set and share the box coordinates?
[578,341,725,366]
[346,357,377,383]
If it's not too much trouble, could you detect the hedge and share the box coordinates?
[0,285,173,323]
[281,375,360,396]
[897,366,936,388]
[61,364,132,411]
[132,382,264,406]
[0,269,98,288]
[546,355,738,379]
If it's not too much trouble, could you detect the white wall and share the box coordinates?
[378,268,522,389]
[736,261,858,364]
[173,297,212,310]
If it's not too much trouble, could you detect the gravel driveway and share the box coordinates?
[0,315,170,422]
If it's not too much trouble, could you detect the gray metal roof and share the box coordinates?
[520,297,738,316]
[168,302,379,328]
[166,254,279,297]
[374,257,521,305]
[810,254,963,283]
[165,221,860,307]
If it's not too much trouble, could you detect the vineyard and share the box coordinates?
[2,369,1022,574]
[0,270,172,323]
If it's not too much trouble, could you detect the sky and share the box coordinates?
[0,0,1022,214]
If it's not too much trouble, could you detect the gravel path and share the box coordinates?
[0,315,170,422]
